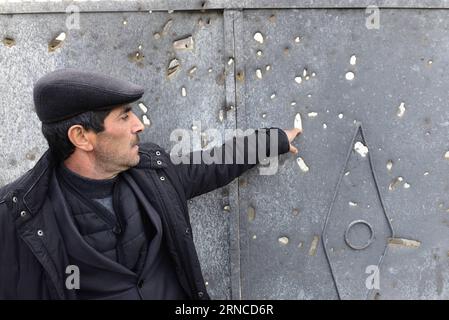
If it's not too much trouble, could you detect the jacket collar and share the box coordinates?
[6,143,167,220]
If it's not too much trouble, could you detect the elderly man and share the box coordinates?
[0,69,301,300]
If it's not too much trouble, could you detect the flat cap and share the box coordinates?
[33,68,144,123]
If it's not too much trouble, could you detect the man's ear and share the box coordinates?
[67,125,95,152]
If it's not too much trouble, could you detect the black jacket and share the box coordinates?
[0,128,290,299]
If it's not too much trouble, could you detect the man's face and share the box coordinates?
[93,104,145,172]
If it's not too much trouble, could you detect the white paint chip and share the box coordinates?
[278,237,289,246]
[338,113,344,119]
[397,102,406,117]
[138,103,148,113]
[296,157,309,172]
[445,151,449,160]
[253,32,264,44]
[270,93,276,99]
[294,36,300,43]
[354,141,369,157]
[386,160,393,171]
[295,76,302,84]
[349,201,358,207]
[294,113,303,131]
[308,112,318,118]
[350,55,357,65]
[142,115,151,126]
[323,123,327,129]
[345,71,355,81]
[181,87,186,97]
[256,69,263,79]
[228,57,234,65]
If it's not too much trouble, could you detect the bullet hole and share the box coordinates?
[48,32,66,52]
[269,14,276,23]
[296,157,309,172]
[261,113,267,119]
[201,132,208,149]
[388,238,421,248]
[239,177,248,187]
[228,57,234,65]
[270,93,276,99]
[350,55,357,65]
[386,160,393,171]
[123,20,128,25]
[323,123,327,129]
[303,68,307,77]
[191,124,198,131]
[354,141,368,157]
[292,208,300,216]
[307,112,317,118]
[128,51,144,64]
[345,171,350,176]
[389,176,404,191]
[349,201,358,207]
[307,94,312,98]
[291,101,296,106]
[312,72,316,77]
[278,237,289,246]
[252,235,257,240]
[428,60,433,65]
[294,36,300,43]
[397,102,406,117]
[424,172,429,176]
[308,236,319,256]
[345,71,355,81]
[138,102,148,113]
[256,69,262,79]
[161,19,173,36]
[283,47,289,55]
[142,115,151,126]
[2,37,15,47]
[247,206,256,222]
[167,58,180,79]
[294,76,302,84]
[208,68,213,73]
[153,32,161,40]
[236,71,244,82]
[265,65,271,71]
[181,87,187,97]
[256,50,263,56]
[294,113,302,131]
[253,32,264,44]
[404,182,411,189]
[173,36,194,51]
[188,66,197,76]
[338,113,344,119]
[25,153,36,161]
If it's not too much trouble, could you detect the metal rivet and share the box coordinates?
[157,160,162,165]
[12,196,18,203]
[155,151,161,156]
[20,211,27,217]
[160,176,165,181]
[37,230,44,237]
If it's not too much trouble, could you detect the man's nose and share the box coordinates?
[131,111,145,133]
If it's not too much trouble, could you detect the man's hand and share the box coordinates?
[283,128,302,154]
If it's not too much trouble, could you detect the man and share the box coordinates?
[0,68,301,300]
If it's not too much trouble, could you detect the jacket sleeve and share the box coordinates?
[173,127,290,200]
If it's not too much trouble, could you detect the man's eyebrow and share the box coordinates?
[117,106,132,117]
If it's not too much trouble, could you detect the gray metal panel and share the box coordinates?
[236,8,449,299]
[0,10,232,299]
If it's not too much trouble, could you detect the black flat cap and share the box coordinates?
[33,68,144,123]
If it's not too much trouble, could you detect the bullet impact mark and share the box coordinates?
[296,157,309,172]
[354,141,369,157]
[48,32,66,52]
[345,71,355,81]
[388,238,421,248]
[173,36,194,51]
[278,237,289,246]
[308,236,319,256]
[253,32,264,44]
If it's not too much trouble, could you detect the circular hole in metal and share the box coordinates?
[344,220,375,250]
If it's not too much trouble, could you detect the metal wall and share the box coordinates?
[1,1,449,299]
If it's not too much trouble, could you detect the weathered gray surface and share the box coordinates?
[235,8,449,299]
[2,5,449,300]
